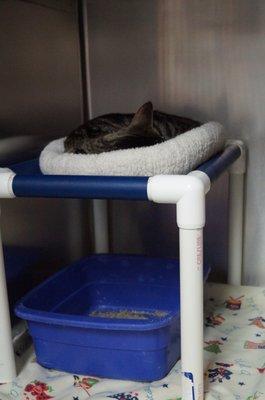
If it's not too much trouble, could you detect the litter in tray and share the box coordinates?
[89,309,168,320]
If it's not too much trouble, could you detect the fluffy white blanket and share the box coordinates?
[40,122,224,176]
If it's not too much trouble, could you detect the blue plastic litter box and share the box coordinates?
[15,254,210,381]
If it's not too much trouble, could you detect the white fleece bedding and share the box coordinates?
[40,122,225,176]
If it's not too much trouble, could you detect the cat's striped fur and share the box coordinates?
[64,102,200,154]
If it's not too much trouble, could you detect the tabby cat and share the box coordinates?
[64,102,200,154]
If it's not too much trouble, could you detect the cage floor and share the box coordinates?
[4,283,265,400]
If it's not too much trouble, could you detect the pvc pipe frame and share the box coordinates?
[146,149,246,399]
[0,212,16,382]
[180,228,204,400]
[0,173,208,395]
[0,148,246,399]
[227,140,246,285]
[92,199,109,253]
[228,173,244,285]
[148,172,209,400]
[146,154,246,399]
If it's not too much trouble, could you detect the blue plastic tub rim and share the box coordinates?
[15,254,187,331]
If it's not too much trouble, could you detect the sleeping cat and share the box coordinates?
[64,102,201,154]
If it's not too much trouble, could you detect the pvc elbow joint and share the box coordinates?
[0,169,15,198]
[147,174,207,229]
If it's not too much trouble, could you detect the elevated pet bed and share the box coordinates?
[0,134,246,400]
[40,122,224,176]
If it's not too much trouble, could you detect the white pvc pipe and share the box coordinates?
[67,199,85,261]
[179,228,204,400]
[93,199,109,253]
[0,217,16,382]
[227,173,244,285]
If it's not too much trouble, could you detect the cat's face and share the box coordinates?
[64,102,161,154]
[64,127,91,154]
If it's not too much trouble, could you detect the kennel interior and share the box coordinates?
[3,1,265,399]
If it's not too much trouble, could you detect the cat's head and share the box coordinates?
[64,102,162,154]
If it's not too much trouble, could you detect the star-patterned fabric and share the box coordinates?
[1,283,264,400]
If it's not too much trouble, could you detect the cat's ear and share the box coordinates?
[130,102,153,128]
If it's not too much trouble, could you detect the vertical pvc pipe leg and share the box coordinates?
[227,173,244,285]
[92,199,109,253]
[179,228,204,400]
[0,216,16,382]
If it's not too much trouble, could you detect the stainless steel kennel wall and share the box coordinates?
[0,0,88,308]
[84,0,265,285]
[2,0,265,287]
